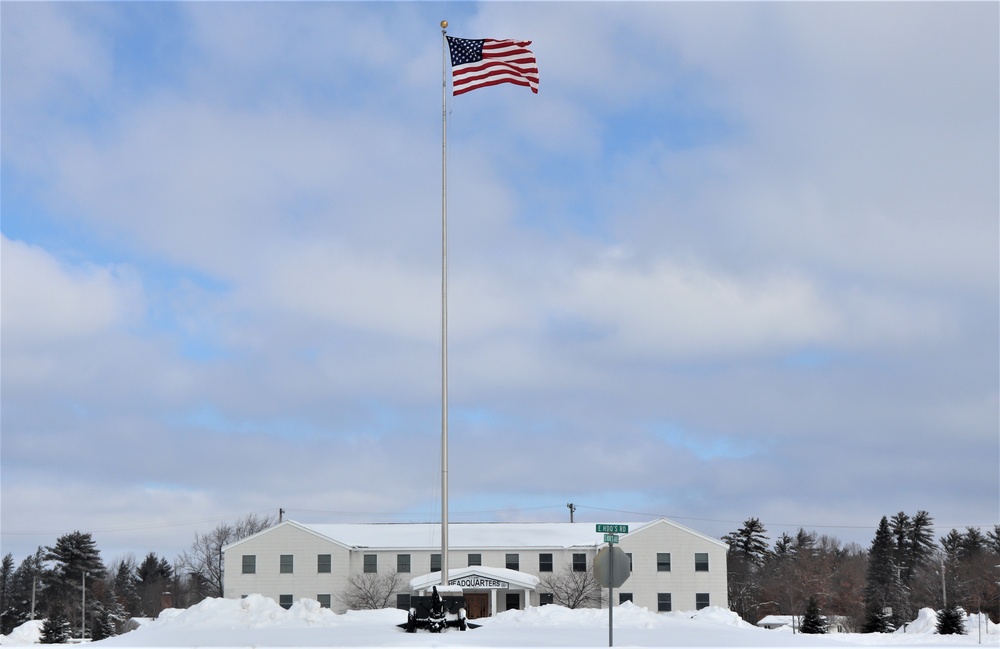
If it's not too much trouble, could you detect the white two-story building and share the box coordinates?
[222,518,728,618]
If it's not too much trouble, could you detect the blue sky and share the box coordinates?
[2,1,998,564]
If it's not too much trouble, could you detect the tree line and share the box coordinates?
[0,513,276,642]
[1,510,997,640]
[723,511,1000,633]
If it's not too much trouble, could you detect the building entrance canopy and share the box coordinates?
[409,566,540,618]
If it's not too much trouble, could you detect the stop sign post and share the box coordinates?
[593,526,630,646]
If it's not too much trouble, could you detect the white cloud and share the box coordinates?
[1,1,995,563]
[0,235,143,346]
[555,256,839,360]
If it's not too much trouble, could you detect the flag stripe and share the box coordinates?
[447,36,539,96]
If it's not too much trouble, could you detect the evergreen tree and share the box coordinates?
[136,553,173,616]
[45,532,106,637]
[0,553,15,635]
[861,516,902,632]
[40,603,71,644]
[936,604,965,635]
[958,527,985,557]
[792,529,817,559]
[908,511,935,568]
[45,532,106,602]
[940,529,963,559]
[986,525,1000,554]
[721,518,770,622]
[90,601,120,641]
[773,532,794,557]
[111,558,141,618]
[862,604,893,634]
[889,512,912,576]
[4,549,46,633]
[800,596,828,634]
[722,518,771,561]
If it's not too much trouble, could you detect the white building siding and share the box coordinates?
[616,520,728,612]
[223,519,727,615]
[225,522,353,606]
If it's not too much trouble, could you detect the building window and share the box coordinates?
[539,553,553,572]
[317,594,331,608]
[397,554,411,573]
[280,554,293,574]
[396,594,411,610]
[279,594,293,610]
[626,552,633,571]
[695,553,709,572]
[657,593,672,612]
[657,553,671,572]
[696,593,710,609]
[242,555,256,574]
[572,553,586,572]
[506,593,520,611]
[506,553,519,571]
[364,554,377,573]
[431,554,441,572]
[317,554,331,573]
[468,553,481,567]
[619,592,633,604]
[539,593,554,606]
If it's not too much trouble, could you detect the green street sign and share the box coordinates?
[596,524,629,534]
[604,534,619,544]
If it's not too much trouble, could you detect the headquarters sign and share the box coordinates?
[449,574,510,589]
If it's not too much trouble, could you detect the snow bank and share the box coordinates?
[899,608,938,634]
[115,595,404,634]
[897,608,1000,637]
[0,620,41,646]
[3,598,997,647]
[963,612,997,636]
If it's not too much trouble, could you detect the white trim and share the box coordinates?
[222,520,353,553]
[627,518,729,549]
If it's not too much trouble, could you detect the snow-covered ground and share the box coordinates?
[2,595,996,648]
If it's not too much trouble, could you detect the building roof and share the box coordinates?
[224,518,728,552]
[758,614,844,626]
[297,521,627,549]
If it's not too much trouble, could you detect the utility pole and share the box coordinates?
[81,572,88,641]
[567,503,576,523]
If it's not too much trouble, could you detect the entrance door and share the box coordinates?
[464,593,490,619]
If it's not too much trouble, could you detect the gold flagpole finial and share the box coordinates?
[440,20,448,29]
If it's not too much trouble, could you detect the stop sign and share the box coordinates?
[593,545,630,588]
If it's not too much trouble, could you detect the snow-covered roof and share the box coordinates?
[296,521,629,549]
[224,518,727,552]
[757,614,844,626]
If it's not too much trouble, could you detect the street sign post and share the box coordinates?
[593,530,631,647]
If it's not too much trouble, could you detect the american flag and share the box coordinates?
[446,36,539,96]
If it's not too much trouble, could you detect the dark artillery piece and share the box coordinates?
[400,586,470,632]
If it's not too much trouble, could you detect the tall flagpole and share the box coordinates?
[439,19,450,589]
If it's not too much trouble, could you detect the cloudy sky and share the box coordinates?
[2,1,997,565]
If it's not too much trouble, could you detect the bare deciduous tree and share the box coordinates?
[338,570,405,610]
[538,563,604,609]
[179,513,277,601]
